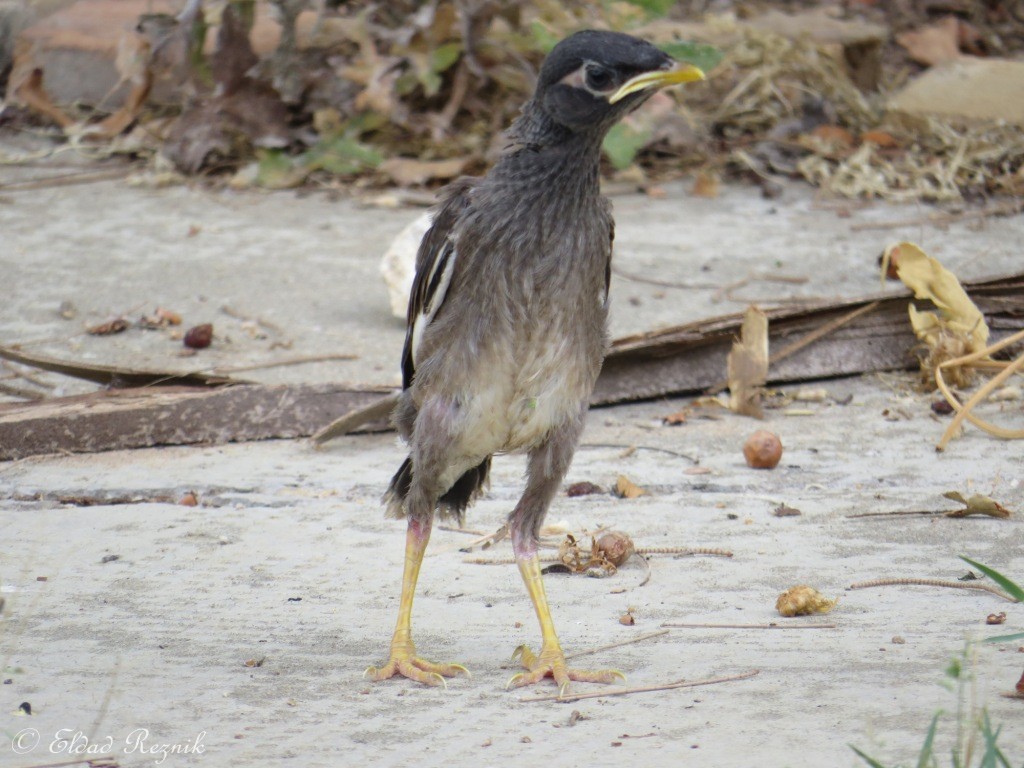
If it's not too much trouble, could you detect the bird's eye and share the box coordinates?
[584,65,614,92]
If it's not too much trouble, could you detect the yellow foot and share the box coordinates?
[505,644,625,694]
[365,654,470,688]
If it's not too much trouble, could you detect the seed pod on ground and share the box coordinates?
[184,323,213,349]
[744,430,783,469]
[596,531,636,567]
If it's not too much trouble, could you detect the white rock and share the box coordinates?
[379,212,432,319]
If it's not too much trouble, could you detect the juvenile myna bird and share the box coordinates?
[367,30,704,692]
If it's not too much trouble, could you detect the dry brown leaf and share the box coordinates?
[942,491,1012,519]
[727,306,769,418]
[776,585,838,617]
[896,16,963,67]
[806,124,856,148]
[860,130,899,148]
[772,503,801,517]
[887,242,989,386]
[691,169,720,198]
[87,318,129,336]
[614,475,648,499]
[379,156,469,187]
[566,481,604,497]
[661,409,689,425]
[14,68,75,129]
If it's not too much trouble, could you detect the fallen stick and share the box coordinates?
[214,353,358,374]
[0,343,240,388]
[466,546,732,565]
[935,328,1024,451]
[0,381,46,400]
[849,578,1019,603]
[661,622,837,629]
[312,393,398,445]
[847,509,945,519]
[520,669,760,704]
[564,629,669,661]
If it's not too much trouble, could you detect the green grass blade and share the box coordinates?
[851,745,890,768]
[958,556,1024,602]
[982,631,1024,644]
[915,713,940,768]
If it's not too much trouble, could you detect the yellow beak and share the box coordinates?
[608,64,705,104]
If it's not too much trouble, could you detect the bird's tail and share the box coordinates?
[384,456,491,525]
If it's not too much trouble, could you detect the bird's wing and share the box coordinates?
[401,178,475,389]
[604,215,615,306]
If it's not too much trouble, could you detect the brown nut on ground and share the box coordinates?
[596,531,636,567]
[184,323,213,349]
[743,430,783,469]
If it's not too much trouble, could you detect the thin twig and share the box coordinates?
[637,553,652,587]
[212,353,357,374]
[846,509,944,519]
[662,622,837,629]
[611,265,718,291]
[849,201,1023,231]
[465,547,731,565]
[219,304,285,335]
[712,272,810,304]
[438,525,488,536]
[849,578,1019,603]
[579,442,700,464]
[433,524,509,557]
[520,669,760,704]
[639,546,733,557]
[564,629,669,661]
[936,328,1024,451]
[2,360,55,388]
[769,300,882,368]
[0,167,129,191]
[0,381,46,400]
[312,393,399,444]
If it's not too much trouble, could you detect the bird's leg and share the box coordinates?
[506,418,625,693]
[366,515,469,686]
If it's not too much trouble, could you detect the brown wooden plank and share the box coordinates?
[0,384,393,461]
[1,274,1021,459]
[594,275,1024,404]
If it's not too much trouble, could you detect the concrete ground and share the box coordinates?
[1,165,1023,767]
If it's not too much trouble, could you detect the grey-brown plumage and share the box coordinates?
[385,31,679,532]
[370,30,703,690]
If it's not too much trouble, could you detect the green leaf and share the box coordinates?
[850,745,891,768]
[622,0,676,17]
[979,711,1012,768]
[915,713,940,768]
[602,122,652,170]
[658,42,724,73]
[430,42,463,75]
[530,22,560,54]
[256,150,306,189]
[303,136,382,176]
[982,631,1024,644]
[945,656,962,680]
[958,556,1024,602]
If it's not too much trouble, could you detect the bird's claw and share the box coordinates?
[365,656,469,688]
[506,644,625,692]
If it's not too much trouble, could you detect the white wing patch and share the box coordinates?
[410,239,457,368]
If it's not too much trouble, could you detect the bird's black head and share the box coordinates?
[531,30,704,135]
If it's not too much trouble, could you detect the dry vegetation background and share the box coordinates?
[2,0,1024,201]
